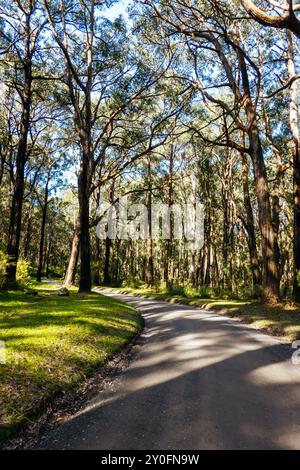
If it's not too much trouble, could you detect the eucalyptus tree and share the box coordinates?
[43,0,191,291]
[286,32,300,299]
[35,137,69,282]
[0,0,48,285]
[42,0,113,292]
[238,1,300,298]
[139,0,285,302]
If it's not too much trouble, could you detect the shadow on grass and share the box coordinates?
[0,288,141,443]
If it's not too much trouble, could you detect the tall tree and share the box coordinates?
[239,1,300,298]
[140,0,281,301]
[43,0,187,291]
[286,31,300,299]
[0,0,47,284]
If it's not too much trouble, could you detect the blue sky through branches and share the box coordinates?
[103,0,130,20]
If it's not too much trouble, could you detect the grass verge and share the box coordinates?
[100,285,300,343]
[0,282,141,444]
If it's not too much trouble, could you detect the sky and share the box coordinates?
[103,0,131,21]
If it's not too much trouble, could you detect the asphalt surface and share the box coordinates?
[36,290,300,450]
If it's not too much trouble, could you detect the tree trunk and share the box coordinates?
[241,153,261,289]
[64,213,80,286]
[146,237,154,286]
[189,251,196,286]
[93,189,101,286]
[36,184,49,282]
[45,237,51,278]
[238,52,279,302]
[204,160,212,287]
[5,62,31,285]
[94,237,101,286]
[103,182,115,286]
[78,138,92,293]
[23,203,34,259]
[145,158,154,286]
[287,32,300,301]
[249,129,279,302]
[221,150,234,289]
[103,237,112,285]
[164,145,174,286]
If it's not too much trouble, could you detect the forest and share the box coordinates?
[0,0,299,303]
[1,0,300,451]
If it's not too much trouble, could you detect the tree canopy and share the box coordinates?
[0,0,299,304]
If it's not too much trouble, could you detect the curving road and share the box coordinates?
[36,290,300,450]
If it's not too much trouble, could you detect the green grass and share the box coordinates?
[101,285,300,342]
[0,282,141,443]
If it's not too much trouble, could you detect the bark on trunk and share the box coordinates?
[287,32,300,301]
[241,153,261,289]
[164,145,174,286]
[23,203,33,259]
[78,138,92,293]
[221,151,234,289]
[204,160,212,286]
[249,129,279,302]
[103,237,112,285]
[145,158,154,286]
[94,237,101,286]
[238,52,279,302]
[5,61,31,285]
[36,183,49,282]
[103,182,115,286]
[64,213,80,286]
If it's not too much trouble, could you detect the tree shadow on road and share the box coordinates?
[34,297,300,450]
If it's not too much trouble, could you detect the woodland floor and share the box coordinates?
[0,282,141,444]
[99,286,300,343]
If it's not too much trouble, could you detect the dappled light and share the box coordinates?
[0,285,141,433]
[35,292,300,450]
[0,0,300,451]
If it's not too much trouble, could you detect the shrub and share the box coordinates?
[166,284,186,296]
[16,259,31,286]
[0,251,7,288]
[125,276,143,289]
[184,286,201,298]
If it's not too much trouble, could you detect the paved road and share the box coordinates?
[36,291,300,450]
